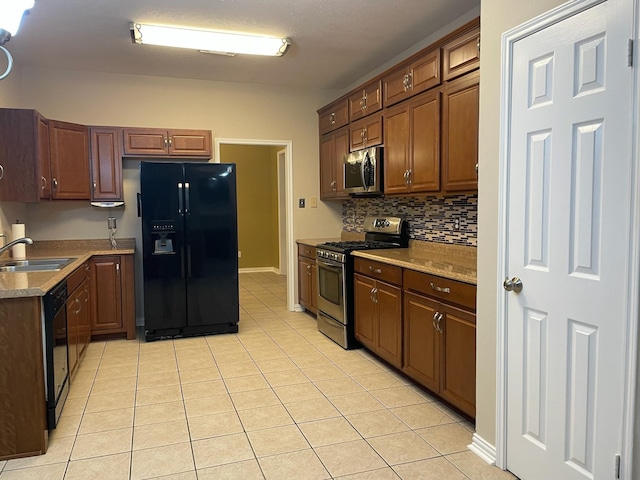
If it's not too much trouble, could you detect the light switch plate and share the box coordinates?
[309,197,317,208]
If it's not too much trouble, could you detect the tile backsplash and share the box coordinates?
[342,194,477,246]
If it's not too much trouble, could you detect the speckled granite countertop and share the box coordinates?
[352,241,477,285]
[0,239,135,299]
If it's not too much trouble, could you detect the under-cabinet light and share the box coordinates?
[130,23,290,57]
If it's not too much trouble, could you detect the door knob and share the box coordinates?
[503,277,523,293]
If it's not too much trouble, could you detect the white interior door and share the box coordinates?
[505,1,634,479]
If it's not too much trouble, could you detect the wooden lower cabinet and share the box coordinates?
[66,262,91,380]
[298,256,317,315]
[354,273,402,368]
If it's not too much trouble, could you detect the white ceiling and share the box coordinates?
[6,0,480,91]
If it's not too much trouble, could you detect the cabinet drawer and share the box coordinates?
[298,244,316,260]
[403,269,476,310]
[67,262,89,293]
[354,257,402,285]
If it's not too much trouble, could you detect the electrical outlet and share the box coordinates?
[309,197,317,208]
[238,251,242,258]
[298,198,305,208]
[453,217,461,231]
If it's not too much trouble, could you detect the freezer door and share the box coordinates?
[140,161,187,332]
[184,163,239,327]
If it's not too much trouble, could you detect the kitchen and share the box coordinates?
[1,0,639,479]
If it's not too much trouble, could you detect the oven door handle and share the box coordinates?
[317,260,343,270]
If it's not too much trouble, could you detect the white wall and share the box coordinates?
[476,0,571,448]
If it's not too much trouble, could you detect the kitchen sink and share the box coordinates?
[0,258,77,273]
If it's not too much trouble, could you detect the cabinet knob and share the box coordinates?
[116,263,120,272]
[0,164,4,180]
[430,282,450,294]
[93,181,97,192]
[330,112,336,125]
[331,180,336,191]
[368,266,382,274]
[164,137,168,147]
[52,178,58,190]
[169,137,172,148]
[403,73,413,91]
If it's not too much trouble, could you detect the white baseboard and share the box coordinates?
[468,433,497,465]
[239,267,280,274]
[293,304,305,312]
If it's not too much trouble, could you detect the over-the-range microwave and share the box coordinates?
[343,146,383,196]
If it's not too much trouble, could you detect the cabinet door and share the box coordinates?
[409,49,441,97]
[319,127,348,200]
[403,292,440,393]
[383,67,412,107]
[375,281,402,368]
[90,127,123,201]
[77,278,90,360]
[440,304,476,417]
[409,89,440,193]
[442,71,479,192]
[168,130,212,158]
[319,98,349,135]
[298,256,314,311]
[49,120,90,200]
[349,81,383,122]
[122,128,168,156]
[354,273,376,350]
[383,103,410,194]
[91,256,123,332]
[442,26,480,81]
[310,263,318,312]
[66,289,80,378]
[350,114,383,152]
[37,114,52,200]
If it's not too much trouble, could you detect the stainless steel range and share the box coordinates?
[315,216,409,349]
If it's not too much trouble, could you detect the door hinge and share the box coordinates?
[615,454,621,479]
[628,39,634,67]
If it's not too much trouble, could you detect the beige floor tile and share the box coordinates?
[67,381,92,399]
[219,372,267,392]
[133,418,190,450]
[137,371,180,390]
[79,408,135,434]
[99,354,139,368]
[137,361,177,377]
[391,403,456,429]
[135,385,183,406]
[263,369,309,387]
[284,397,341,423]
[279,344,318,357]
[197,459,264,480]
[314,440,387,477]
[313,377,366,397]
[258,449,330,480]
[346,409,410,438]
[60,396,88,417]
[4,437,74,470]
[247,425,310,457]
[85,391,135,413]
[329,392,386,416]
[334,468,401,479]
[139,352,176,365]
[237,404,294,431]
[0,462,67,479]
[370,386,429,408]
[446,451,519,479]
[351,372,404,391]
[249,348,289,362]
[181,380,227,399]
[273,382,323,403]
[188,411,244,441]
[290,354,332,369]
[49,414,81,439]
[177,357,216,371]
[71,427,132,460]
[65,452,131,480]
[217,362,261,378]
[255,358,297,373]
[95,364,138,381]
[192,433,255,469]
[134,401,186,427]
[131,442,195,480]
[146,472,197,480]
[393,456,467,480]
[298,417,362,447]
[230,388,281,411]
[417,423,473,455]
[91,376,138,395]
[367,431,439,465]
[302,365,347,382]
[213,352,253,365]
[71,369,97,385]
[338,360,384,377]
[178,368,221,384]
[184,394,234,418]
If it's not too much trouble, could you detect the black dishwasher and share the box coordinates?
[43,280,69,429]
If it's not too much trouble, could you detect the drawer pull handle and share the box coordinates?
[430,282,450,294]
[369,266,382,274]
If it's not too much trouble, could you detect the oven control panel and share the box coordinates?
[364,216,403,234]
[316,249,346,263]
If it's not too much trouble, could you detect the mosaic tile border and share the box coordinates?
[342,194,477,247]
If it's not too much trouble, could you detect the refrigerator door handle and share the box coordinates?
[178,183,184,215]
[185,182,190,215]
[180,245,185,279]
[187,244,192,278]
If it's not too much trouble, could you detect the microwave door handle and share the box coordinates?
[361,153,368,191]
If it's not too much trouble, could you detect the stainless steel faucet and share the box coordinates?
[0,237,33,256]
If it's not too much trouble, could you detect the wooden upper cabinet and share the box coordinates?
[37,114,52,200]
[90,127,123,202]
[49,120,90,200]
[318,98,349,135]
[442,26,480,81]
[442,71,479,192]
[320,126,349,200]
[349,114,383,151]
[349,80,383,122]
[383,48,440,107]
[122,128,212,158]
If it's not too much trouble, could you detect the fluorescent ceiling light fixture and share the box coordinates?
[0,0,34,36]
[131,23,290,57]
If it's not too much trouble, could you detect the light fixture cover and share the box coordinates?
[0,0,34,36]
[131,23,290,57]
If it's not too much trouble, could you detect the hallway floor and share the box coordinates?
[0,272,517,479]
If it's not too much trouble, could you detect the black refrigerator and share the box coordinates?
[140,162,239,341]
